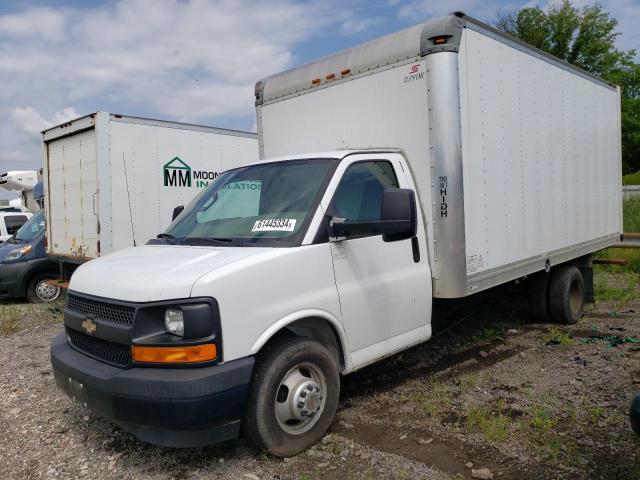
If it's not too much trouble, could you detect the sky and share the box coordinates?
[1,0,639,200]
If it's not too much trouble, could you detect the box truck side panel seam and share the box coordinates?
[96,112,113,255]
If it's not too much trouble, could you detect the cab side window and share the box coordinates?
[328,161,398,238]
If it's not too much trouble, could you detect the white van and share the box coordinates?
[51,13,621,456]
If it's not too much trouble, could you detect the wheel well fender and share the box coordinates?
[17,264,57,296]
[250,310,351,373]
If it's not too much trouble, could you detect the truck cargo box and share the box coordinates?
[255,12,622,298]
[43,112,258,261]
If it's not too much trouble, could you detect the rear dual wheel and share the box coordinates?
[527,265,584,325]
[244,335,340,457]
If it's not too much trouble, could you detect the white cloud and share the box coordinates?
[9,106,79,137]
[0,6,67,42]
[0,0,352,191]
[339,16,384,35]
[9,107,51,137]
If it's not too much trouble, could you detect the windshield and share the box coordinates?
[15,211,44,242]
[163,158,338,247]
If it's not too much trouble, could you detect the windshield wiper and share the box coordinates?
[156,233,178,244]
[181,237,239,247]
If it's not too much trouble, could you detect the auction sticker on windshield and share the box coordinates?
[252,219,297,232]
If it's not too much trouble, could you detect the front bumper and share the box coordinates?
[0,260,29,299]
[50,333,254,447]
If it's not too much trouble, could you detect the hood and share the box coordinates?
[69,245,274,302]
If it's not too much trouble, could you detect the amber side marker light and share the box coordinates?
[132,344,217,364]
[433,36,448,45]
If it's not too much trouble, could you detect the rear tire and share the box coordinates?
[244,335,340,457]
[526,272,551,323]
[26,273,61,303]
[548,266,584,325]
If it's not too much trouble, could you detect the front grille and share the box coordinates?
[67,294,135,326]
[67,328,132,367]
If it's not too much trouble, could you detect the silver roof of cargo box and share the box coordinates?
[42,112,257,142]
[256,12,615,106]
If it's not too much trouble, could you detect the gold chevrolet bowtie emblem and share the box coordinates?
[81,318,97,335]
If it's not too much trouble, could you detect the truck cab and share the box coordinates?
[50,150,432,455]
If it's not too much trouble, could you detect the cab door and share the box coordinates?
[323,154,431,369]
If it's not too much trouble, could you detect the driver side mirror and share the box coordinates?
[381,188,417,242]
[172,205,184,221]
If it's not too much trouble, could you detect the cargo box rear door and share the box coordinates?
[46,128,100,259]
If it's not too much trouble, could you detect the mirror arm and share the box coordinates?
[328,217,347,242]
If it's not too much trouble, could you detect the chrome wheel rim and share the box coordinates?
[35,279,61,302]
[274,362,327,435]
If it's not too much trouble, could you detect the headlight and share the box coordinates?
[3,245,32,261]
[164,308,184,337]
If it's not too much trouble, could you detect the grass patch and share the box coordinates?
[596,197,640,273]
[463,325,507,348]
[529,405,558,434]
[406,376,451,418]
[584,403,604,424]
[624,197,640,234]
[0,304,21,335]
[465,399,510,442]
[542,327,575,346]
[0,317,18,335]
[458,371,479,389]
[624,171,640,186]
[594,272,639,301]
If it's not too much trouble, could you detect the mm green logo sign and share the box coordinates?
[163,157,221,188]
[164,157,191,187]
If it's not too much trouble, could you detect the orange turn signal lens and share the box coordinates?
[132,344,217,364]
[433,36,448,45]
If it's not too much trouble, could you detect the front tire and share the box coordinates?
[244,335,340,457]
[26,273,62,303]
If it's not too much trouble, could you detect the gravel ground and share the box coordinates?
[0,270,639,479]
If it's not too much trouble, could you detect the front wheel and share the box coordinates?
[244,335,340,457]
[26,273,62,303]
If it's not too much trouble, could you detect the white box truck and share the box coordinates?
[51,13,622,456]
[42,112,258,281]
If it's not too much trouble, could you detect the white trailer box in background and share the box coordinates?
[256,12,622,298]
[43,112,257,269]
